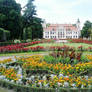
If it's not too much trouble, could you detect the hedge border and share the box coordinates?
[0,80,92,92]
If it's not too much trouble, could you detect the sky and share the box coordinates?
[16,0,92,27]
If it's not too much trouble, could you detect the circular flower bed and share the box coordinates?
[0,54,92,92]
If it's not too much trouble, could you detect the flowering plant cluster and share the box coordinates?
[0,55,92,89]
[22,55,92,75]
[22,45,92,52]
[0,58,12,64]
[0,41,42,53]
[25,74,92,88]
[86,55,92,60]
[70,39,92,44]
[0,67,19,81]
[0,40,54,53]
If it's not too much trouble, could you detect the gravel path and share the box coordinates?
[0,53,48,60]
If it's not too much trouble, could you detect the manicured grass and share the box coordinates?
[28,43,92,48]
[0,51,49,57]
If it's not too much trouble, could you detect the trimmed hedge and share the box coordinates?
[0,41,15,46]
[0,28,10,41]
[0,80,92,92]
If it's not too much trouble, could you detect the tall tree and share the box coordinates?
[0,0,22,40]
[88,28,92,40]
[23,0,43,40]
[81,21,92,38]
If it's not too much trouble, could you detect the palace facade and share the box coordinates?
[43,19,81,39]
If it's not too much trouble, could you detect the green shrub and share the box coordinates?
[0,28,10,41]
[44,55,63,64]
[14,39,21,44]
[26,39,32,43]
[81,55,89,62]
[0,41,14,46]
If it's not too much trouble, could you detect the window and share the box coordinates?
[51,36,53,39]
[52,28,55,31]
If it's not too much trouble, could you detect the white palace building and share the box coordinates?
[43,19,81,39]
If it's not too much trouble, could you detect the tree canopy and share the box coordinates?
[81,21,92,39]
[0,0,22,40]
[0,0,43,41]
[23,0,43,40]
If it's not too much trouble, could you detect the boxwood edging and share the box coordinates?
[0,80,92,92]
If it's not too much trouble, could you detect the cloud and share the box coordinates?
[16,0,92,27]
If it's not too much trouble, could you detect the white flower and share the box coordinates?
[57,82,62,87]
[81,85,84,88]
[50,74,55,80]
[16,79,22,84]
[37,76,40,79]
[84,76,88,80]
[64,76,69,78]
[59,74,64,78]
[43,76,46,80]
[72,83,76,88]
[38,82,42,88]
[31,76,35,80]
[11,80,14,83]
[44,83,49,88]
[63,82,69,87]
[0,75,5,79]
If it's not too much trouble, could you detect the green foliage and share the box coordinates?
[23,0,36,22]
[63,57,71,64]
[44,55,56,63]
[46,50,84,64]
[88,28,92,40]
[0,28,10,41]
[81,55,89,62]
[23,0,43,40]
[26,39,32,43]
[14,39,21,44]
[0,0,43,41]
[31,17,43,39]
[0,41,14,46]
[44,55,63,64]
[0,0,22,40]
[81,21,92,38]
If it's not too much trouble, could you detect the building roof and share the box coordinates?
[44,24,78,31]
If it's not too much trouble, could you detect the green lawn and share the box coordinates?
[28,43,92,48]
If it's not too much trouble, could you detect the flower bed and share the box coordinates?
[0,39,92,53]
[0,40,54,53]
[69,39,92,44]
[0,54,92,92]
[0,58,12,64]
